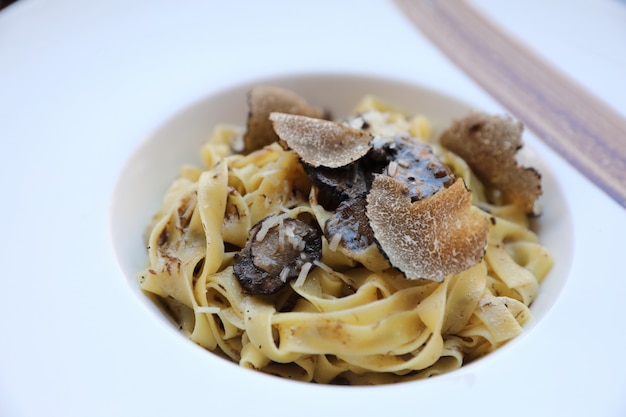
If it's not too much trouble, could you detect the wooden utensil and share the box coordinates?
[394,0,626,209]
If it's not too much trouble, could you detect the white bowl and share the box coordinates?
[110,71,573,384]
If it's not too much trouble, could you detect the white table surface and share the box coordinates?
[1,1,625,416]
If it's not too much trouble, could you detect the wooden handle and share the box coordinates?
[395,0,626,209]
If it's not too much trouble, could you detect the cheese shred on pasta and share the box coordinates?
[138,97,553,385]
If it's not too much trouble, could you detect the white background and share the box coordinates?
[1,1,625,416]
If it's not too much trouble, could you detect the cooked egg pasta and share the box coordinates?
[138,97,553,385]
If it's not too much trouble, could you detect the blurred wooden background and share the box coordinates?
[1,0,18,10]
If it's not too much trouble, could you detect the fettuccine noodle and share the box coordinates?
[138,96,553,384]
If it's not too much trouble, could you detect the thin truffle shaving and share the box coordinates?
[270,112,373,168]
[439,112,542,214]
[243,85,325,153]
[366,176,489,282]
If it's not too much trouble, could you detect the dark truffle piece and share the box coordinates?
[243,86,325,153]
[440,112,542,214]
[324,195,375,255]
[303,163,369,210]
[381,137,455,201]
[234,215,322,295]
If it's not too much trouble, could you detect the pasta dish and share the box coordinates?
[138,86,553,384]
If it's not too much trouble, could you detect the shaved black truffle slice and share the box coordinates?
[439,112,542,214]
[366,176,489,282]
[243,86,325,154]
[234,215,322,295]
[269,113,373,168]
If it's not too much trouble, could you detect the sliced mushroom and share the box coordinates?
[243,86,325,153]
[366,176,489,282]
[270,113,373,168]
[324,195,390,272]
[325,195,374,253]
[303,163,369,210]
[233,215,322,295]
[381,137,455,201]
[439,112,542,214]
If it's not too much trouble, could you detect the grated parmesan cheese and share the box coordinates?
[328,233,342,252]
[293,262,313,287]
[256,215,283,241]
[313,259,333,273]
